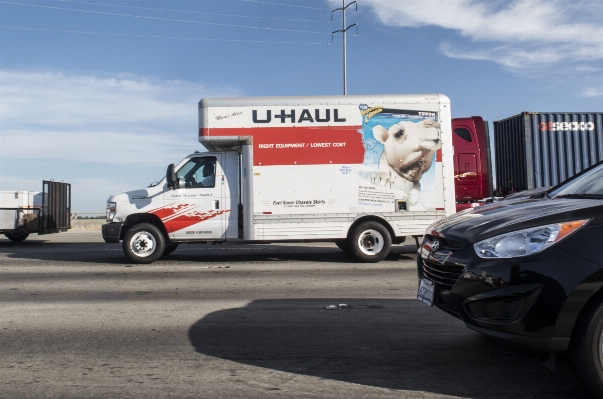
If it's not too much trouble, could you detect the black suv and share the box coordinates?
[417,160,603,396]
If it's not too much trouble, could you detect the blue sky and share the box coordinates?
[1,0,602,213]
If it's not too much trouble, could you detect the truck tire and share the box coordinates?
[4,232,29,242]
[348,221,391,263]
[162,244,179,257]
[122,223,165,264]
[568,299,603,398]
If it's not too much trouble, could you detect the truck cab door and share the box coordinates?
[163,154,227,241]
[452,124,481,201]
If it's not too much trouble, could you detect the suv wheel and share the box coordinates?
[123,223,165,264]
[569,299,603,398]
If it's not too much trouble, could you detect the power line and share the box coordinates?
[0,25,328,45]
[0,1,331,35]
[241,0,331,10]
[57,0,329,23]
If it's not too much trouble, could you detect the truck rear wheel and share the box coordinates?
[122,223,165,264]
[568,299,603,398]
[4,232,29,242]
[348,221,391,263]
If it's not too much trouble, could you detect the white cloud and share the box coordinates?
[439,42,579,69]
[582,87,603,97]
[364,0,603,68]
[0,70,241,211]
[1,129,194,165]
[0,175,42,192]
[0,69,241,163]
[0,69,240,136]
[68,178,139,213]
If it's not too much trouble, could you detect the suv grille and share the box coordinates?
[447,239,463,249]
[422,259,464,291]
[425,234,463,249]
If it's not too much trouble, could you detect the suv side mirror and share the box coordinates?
[166,164,177,190]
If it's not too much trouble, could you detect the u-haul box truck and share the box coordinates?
[102,94,455,264]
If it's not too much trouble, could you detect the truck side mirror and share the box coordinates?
[166,164,177,190]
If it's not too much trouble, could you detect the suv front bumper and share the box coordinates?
[416,234,587,354]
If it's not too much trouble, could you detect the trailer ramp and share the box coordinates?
[40,181,71,234]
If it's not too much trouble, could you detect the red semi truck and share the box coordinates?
[451,116,493,211]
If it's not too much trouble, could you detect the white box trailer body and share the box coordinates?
[0,191,43,209]
[0,191,43,229]
[103,94,456,263]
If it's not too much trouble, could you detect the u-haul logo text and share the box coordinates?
[539,121,595,131]
[252,109,346,124]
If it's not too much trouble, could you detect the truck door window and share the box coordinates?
[454,128,473,142]
[176,156,217,189]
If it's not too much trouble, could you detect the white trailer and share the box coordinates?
[102,94,456,263]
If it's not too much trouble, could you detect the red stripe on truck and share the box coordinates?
[200,126,365,166]
[148,204,230,234]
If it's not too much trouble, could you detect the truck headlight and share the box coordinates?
[474,220,589,258]
[106,202,116,222]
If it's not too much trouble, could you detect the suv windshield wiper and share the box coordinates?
[554,193,603,199]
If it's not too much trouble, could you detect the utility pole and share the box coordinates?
[331,1,357,95]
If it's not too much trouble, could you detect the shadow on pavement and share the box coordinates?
[188,298,588,399]
[0,240,417,265]
[0,239,127,265]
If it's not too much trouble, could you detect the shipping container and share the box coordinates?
[493,112,603,194]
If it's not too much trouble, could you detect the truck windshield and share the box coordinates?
[549,162,603,199]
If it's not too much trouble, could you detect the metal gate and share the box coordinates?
[40,181,71,234]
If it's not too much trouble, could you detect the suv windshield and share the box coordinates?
[549,162,603,198]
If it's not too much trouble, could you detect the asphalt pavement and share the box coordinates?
[0,231,589,398]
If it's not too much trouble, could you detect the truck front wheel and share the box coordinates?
[123,223,165,264]
[348,221,391,263]
[4,232,29,242]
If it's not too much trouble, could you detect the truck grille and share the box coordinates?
[422,259,464,291]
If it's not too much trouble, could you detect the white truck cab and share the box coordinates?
[103,94,456,264]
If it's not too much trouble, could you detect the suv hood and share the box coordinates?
[429,197,603,244]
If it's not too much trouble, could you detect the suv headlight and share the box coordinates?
[106,202,116,222]
[474,219,589,258]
